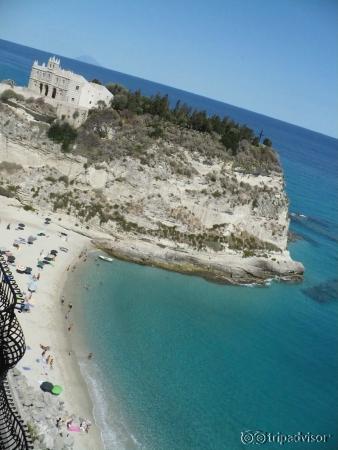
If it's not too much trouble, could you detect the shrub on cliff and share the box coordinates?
[47,121,77,152]
[0,186,14,198]
[263,138,273,147]
[0,89,24,102]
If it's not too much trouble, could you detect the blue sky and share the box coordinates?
[0,0,337,137]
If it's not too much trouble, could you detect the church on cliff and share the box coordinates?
[27,56,113,125]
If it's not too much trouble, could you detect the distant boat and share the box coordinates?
[98,255,113,262]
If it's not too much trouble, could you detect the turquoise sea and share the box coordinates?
[1,39,337,450]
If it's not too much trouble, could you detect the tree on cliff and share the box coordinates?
[263,138,272,147]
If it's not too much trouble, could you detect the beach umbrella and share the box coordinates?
[16,266,26,274]
[18,223,25,227]
[25,267,32,274]
[40,381,54,393]
[51,385,63,396]
[44,256,53,261]
[28,280,37,292]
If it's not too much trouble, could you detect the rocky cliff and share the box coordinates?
[0,91,304,284]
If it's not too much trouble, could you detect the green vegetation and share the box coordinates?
[0,89,24,102]
[47,121,77,151]
[228,231,281,253]
[45,176,57,183]
[64,82,279,174]
[105,83,273,153]
[0,186,14,198]
[27,422,39,443]
[23,204,35,211]
[263,138,272,147]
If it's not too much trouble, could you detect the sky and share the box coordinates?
[0,0,337,137]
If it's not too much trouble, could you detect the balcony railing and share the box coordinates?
[0,255,32,450]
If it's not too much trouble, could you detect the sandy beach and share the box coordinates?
[0,196,105,450]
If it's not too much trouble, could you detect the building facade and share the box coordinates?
[27,57,113,125]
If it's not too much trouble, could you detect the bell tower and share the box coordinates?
[47,56,61,70]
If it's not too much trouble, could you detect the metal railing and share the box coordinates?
[0,255,32,450]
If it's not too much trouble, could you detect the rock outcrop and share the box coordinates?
[0,94,304,284]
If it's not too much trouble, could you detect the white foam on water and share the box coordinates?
[78,360,142,450]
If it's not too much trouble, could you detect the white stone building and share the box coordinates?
[27,57,113,126]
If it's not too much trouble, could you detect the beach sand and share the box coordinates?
[0,197,104,450]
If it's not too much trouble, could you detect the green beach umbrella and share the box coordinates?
[51,385,63,396]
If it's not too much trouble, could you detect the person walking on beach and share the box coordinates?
[68,323,73,332]
[88,352,93,360]
[40,344,50,357]
[85,419,92,433]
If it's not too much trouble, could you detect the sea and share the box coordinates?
[1,38,337,450]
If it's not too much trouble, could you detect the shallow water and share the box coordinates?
[2,39,338,450]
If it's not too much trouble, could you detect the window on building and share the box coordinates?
[52,87,57,99]
[39,83,43,93]
[71,98,75,101]
[76,86,79,90]
[45,85,49,96]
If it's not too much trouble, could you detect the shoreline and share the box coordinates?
[0,197,105,450]
[0,193,303,448]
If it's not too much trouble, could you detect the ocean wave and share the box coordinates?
[78,360,143,450]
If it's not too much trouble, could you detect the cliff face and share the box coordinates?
[0,97,304,284]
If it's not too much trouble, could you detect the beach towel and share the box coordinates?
[68,424,81,432]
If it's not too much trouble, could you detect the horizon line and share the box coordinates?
[1,37,337,141]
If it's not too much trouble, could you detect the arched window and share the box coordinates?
[52,87,57,99]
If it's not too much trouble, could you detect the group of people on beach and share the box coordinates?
[55,416,92,433]
[2,219,96,443]
[61,294,93,360]
[61,296,74,332]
